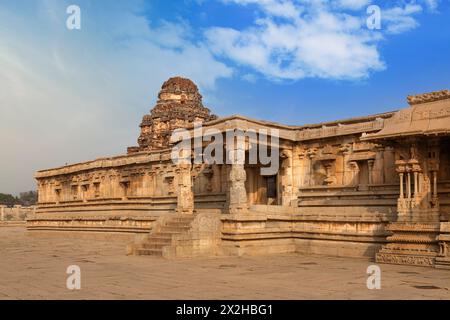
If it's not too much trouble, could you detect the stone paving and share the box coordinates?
[0,226,449,300]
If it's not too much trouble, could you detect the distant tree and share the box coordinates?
[18,191,38,206]
[0,191,38,207]
[0,193,20,206]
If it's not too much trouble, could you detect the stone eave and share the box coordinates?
[361,130,450,142]
[361,97,450,142]
[201,112,395,131]
[195,112,395,142]
[35,149,173,179]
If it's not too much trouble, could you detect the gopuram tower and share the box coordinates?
[127,77,217,154]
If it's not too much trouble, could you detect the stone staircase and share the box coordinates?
[132,215,195,256]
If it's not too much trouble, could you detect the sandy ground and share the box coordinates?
[0,226,449,300]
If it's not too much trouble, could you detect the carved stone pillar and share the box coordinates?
[306,148,317,186]
[368,159,375,185]
[281,149,294,206]
[399,173,404,199]
[227,164,248,214]
[176,164,194,215]
[395,160,407,215]
[376,142,441,267]
[428,139,440,210]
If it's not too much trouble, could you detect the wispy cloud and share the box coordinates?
[204,0,440,81]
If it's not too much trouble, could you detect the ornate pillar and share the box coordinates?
[368,159,375,185]
[432,171,438,207]
[399,173,404,199]
[227,163,248,214]
[405,161,412,203]
[176,164,194,215]
[414,172,418,196]
[281,149,294,206]
[306,148,317,186]
[410,159,422,207]
[225,135,248,214]
[395,160,407,216]
[428,139,440,209]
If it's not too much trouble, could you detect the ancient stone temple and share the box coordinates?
[29,77,450,268]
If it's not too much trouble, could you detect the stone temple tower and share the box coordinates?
[128,77,217,154]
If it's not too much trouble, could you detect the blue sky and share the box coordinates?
[0,0,449,193]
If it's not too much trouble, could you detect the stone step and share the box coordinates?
[135,248,163,256]
[132,215,197,257]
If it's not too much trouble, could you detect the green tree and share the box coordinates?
[0,193,20,206]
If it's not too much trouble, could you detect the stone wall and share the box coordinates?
[0,205,35,221]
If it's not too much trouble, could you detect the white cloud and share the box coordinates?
[0,0,232,194]
[423,0,440,11]
[383,4,423,34]
[206,0,384,80]
[206,0,438,80]
[336,0,371,10]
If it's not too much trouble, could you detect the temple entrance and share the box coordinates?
[245,166,278,205]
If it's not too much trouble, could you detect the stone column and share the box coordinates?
[414,172,419,197]
[281,149,294,206]
[368,159,375,185]
[176,164,194,215]
[226,135,248,214]
[407,172,411,200]
[396,160,407,218]
[399,173,404,199]
[227,163,248,214]
[433,171,438,206]
[0,205,5,221]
